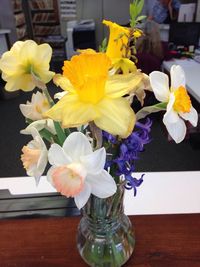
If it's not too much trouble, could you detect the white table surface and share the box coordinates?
[162,59,200,103]
[0,171,200,215]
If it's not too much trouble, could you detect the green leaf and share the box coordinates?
[136,102,167,120]
[99,37,107,52]
[136,0,144,15]
[136,15,146,22]
[53,121,67,146]
[39,128,55,143]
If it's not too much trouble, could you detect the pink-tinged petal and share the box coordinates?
[51,163,87,197]
[47,166,55,186]
[170,65,186,91]
[80,147,106,175]
[74,181,92,209]
[48,144,72,166]
[87,170,117,198]
[149,71,169,102]
[179,106,198,127]
[63,132,92,161]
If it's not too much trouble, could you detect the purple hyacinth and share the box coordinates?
[103,118,152,195]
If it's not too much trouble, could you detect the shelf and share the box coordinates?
[31,9,54,13]
[16,23,26,28]
[33,22,59,25]
[14,9,22,14]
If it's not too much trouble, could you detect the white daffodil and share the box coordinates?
[20,119,56,135]
[21,128,48,184]
[150,65,198,143]
[20,91,51,120]
[47,132,117,209]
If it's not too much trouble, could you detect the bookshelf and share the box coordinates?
[12,0,27,40]
[25,0,66,61]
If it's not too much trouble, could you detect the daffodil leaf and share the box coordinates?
[39,128,56,143]
[136,0,144,15]
[136,15,146,23]
[136,103,167,120]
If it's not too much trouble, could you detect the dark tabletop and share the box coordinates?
[0,214,200,267]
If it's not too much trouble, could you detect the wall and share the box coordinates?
[60,0,131,47]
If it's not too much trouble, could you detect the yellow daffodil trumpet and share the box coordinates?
[45,51,143,138]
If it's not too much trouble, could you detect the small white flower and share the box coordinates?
[21,128,48,184]
[47,132,117,209]
[20,91,50,121]
[150,65,198,143]
[20,119,56,135]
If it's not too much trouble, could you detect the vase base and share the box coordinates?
[77,215,135,267]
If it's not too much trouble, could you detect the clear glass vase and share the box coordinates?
[76,182,135,267]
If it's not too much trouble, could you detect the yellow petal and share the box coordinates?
[103,20,129,59]
[19,40,38,61]
[106,72,143,98]
[5,74,35,92]
[94,97,135,138]
[44,94,99,128]
[111,58,137,75]
[53,74,75,93]
[37,43,53,62]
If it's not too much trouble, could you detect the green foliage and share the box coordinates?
[130,0,146,28]
[99,37,107,52]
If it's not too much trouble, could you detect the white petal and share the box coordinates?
[21,120,45,135]
[74,182,91,209]
[48,144,72,166]
[80,147,106,174]
[149,71,169,102]
[46,119,56,135]
[87,170,117,198]
[179,106,198,127]
[63,132,92,161]
[163,110,186,143]
[37,147,48,179]
[170,65,185,90]
[165,93,178,123]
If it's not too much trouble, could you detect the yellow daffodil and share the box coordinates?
[45,52,143,138]
[103,20,141,74]
[0,40,54,92]
[111,58,137,75]
[103,20,130,59]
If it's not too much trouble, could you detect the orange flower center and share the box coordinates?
[173,86,191,113]
[51,164,86,197]
[62,53,111,104]
[21,146,40,170]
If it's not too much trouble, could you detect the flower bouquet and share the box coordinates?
[0,0,198,266]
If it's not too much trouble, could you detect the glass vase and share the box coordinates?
[76,182,135,267]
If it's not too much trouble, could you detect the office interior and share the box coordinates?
[0,0,200,217]
[0,0,200,177]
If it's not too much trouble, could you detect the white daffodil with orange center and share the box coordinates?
[103,20,142,74]
[0,40,54,92]
[45,52,143,138]
[21,128,48,184]
[150,65,198,143]
[47,132,117,209]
